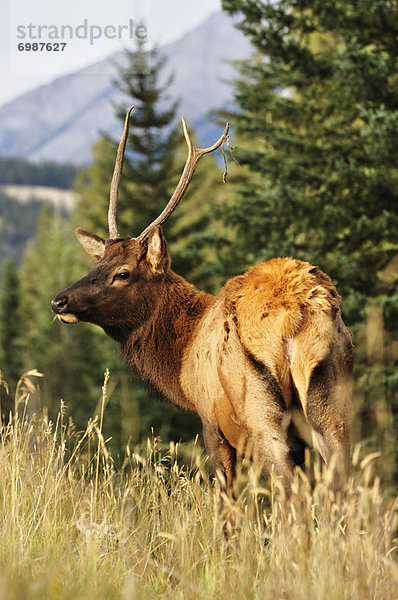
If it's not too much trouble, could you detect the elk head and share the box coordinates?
[51,107,230,335]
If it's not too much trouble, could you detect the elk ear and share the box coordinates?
[75,228,106,260]
[144,227,169,275]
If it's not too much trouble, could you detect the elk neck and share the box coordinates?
[105,269,214,411]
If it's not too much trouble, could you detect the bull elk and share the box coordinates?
[52,107,354,501]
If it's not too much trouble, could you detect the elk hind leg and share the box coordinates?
[304,358,352,491]
[202,420,237,512]
[290,313,353,491]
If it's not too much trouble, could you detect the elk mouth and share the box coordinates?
[56,313,80,324]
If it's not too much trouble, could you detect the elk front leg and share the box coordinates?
[237,361,296,500]
[202,420,236,499]
[203,420,238,535]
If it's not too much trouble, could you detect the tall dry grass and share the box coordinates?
[0,371,396,600]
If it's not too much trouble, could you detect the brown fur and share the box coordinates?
[52,228,354,500]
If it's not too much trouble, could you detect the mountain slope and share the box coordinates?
[0,12,251,165]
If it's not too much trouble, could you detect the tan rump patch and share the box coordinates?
[222,257,340,412]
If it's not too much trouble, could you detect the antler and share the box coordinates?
[138,118,230,241]
[108,105,134,239]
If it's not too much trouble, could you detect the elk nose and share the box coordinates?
[51,296,68,313]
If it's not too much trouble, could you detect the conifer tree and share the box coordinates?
[18,207,111,430]
[221,0,398,327]
[113,44,180,236]
[0,261,23,407]
[74,44,206,444]
[75,44,180,240]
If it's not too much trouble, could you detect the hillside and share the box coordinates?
[0,185,76,211]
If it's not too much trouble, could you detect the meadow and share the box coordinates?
[0,370,396,600]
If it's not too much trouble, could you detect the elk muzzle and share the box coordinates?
[51,293,80,324]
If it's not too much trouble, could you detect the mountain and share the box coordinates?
[0,12,251,165]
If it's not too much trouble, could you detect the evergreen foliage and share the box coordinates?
[75,45,179,240]
[220,0,398,326]
[0,191,43,271]
[0,157,78,188]
[112,45,180,238]
[0,261,23,407]
[167,139,234,292]
[18,207,111,430]
[74,138,117,239]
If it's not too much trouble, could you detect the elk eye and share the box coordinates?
[114,271,130,281]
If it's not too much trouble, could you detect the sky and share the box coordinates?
[0,0,222,107]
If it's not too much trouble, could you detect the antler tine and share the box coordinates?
[138,118,230,241]
[108,105,134,239]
